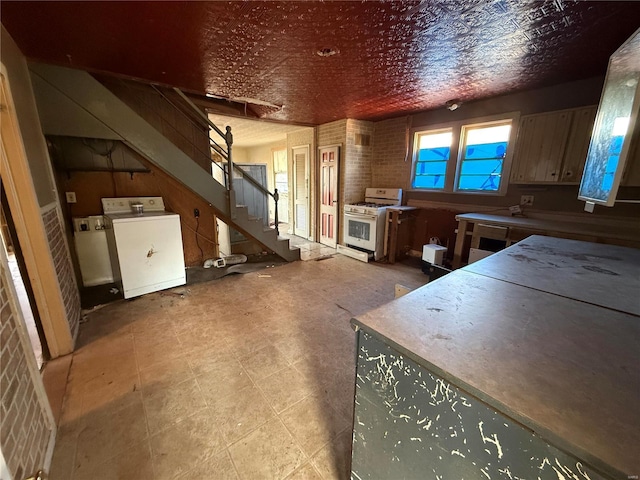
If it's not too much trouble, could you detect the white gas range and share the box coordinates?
[341,188,402,261]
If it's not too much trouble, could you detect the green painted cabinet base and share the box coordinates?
[351,331,609,480]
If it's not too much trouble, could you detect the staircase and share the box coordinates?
[29,63,299,261]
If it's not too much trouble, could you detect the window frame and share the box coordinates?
[411,127,453,191]
[410,112,520,196]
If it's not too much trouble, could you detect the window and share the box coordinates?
[457,122,511,192]
[412,130,452,190]
[411,114,517,195]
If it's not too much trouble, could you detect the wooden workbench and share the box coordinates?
[384,206,417,263]
[452,212,640,268]
[350,236,639,479]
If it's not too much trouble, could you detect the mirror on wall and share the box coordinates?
[579,28,640,207]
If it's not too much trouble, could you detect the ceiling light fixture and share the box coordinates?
[317,48,338,57]
[445,99,462,111]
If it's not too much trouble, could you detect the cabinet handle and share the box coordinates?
[565,171,572,177]
[551,172,556,176]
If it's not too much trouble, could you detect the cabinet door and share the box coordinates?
[511,110,572,183]
[561,106,597,183]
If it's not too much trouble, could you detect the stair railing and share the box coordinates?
[168,88,280,234]
[136,83,280,234]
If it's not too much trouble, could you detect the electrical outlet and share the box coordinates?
[509,205,522,215]
[520,195,534,206]
[65,192,77,203]
[194,208,200,218]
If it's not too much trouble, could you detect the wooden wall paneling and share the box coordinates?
[58,161,218,267]
[410,209,459,259]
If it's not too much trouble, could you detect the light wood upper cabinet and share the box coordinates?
[562,106,598,183]
[510,106,597,184]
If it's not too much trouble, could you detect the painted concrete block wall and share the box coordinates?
[1,263,53,479]
[345,119,374,204]
[371,116,411,191]
[42,206,81,339]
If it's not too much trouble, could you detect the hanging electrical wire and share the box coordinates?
[195,215,204,261]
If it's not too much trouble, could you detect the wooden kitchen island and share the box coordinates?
[350,236,639,479]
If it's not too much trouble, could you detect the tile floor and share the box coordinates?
[279,229,337,261]
[49,253,427,480]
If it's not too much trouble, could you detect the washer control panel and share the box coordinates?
[102,197,165,215]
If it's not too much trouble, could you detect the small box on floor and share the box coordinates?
[422,244,447,266]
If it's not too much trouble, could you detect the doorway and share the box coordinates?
[292,145,309,239]
[273,149,289,226]
[230,163,269,244]
[0,184,48,368]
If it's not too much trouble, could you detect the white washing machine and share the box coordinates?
[102,197,186,299]
[73,215,114,287]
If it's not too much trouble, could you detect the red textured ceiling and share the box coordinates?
[2,1,640,125]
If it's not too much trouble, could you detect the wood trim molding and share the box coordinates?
[1,71,73,357]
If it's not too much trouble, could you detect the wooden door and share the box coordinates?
[319,146,339,248]
[293,146,309,238]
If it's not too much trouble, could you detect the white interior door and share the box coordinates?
[293,146,309,238]
[319,145,339,248]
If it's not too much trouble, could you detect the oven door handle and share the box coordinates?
[344,212,377,221]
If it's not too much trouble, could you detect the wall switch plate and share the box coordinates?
[65,192,77,203]
[520,195,534,206]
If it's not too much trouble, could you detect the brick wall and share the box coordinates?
[371,116,412,190]
[42,206,81,339]
[1,262,53,479]
[344,119,374,204]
